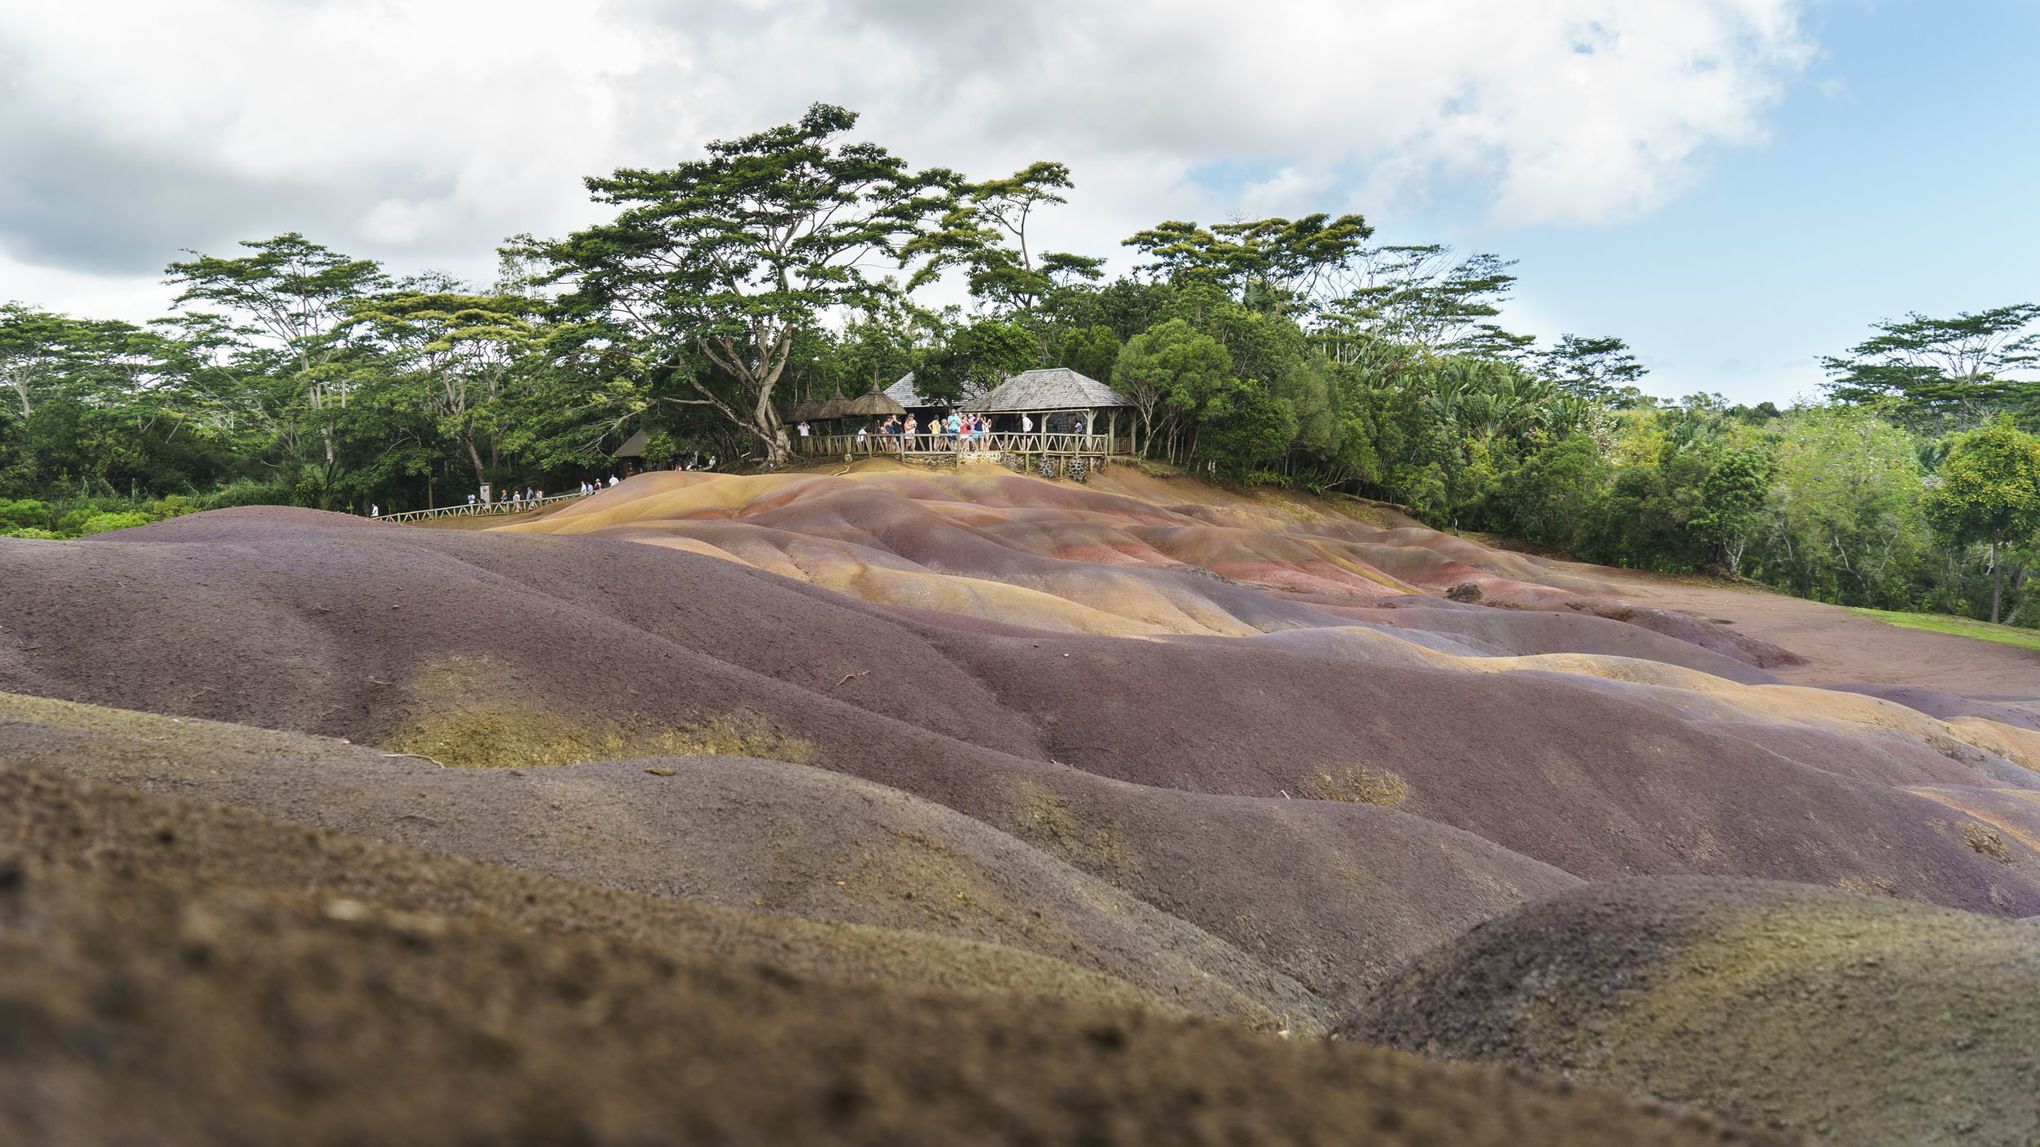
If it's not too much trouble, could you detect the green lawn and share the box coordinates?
[1848,608,2040,653]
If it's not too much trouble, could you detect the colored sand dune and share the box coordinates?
[3,464,2037,1144]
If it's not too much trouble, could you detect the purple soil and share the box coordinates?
[4,763,1792,1147]
[6,506,2036,921]
[1319,602,1780,681]
[1831,683,2040,733]
[1342,876,2040,1147]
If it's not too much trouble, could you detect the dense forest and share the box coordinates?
[4,105,2038,626]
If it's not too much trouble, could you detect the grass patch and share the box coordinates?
[1832,874,1900,898]
[1960,823,2012,864]
[1848,608,2040,653]
[1011,782,1134,875]
[388,705,814,770]
[1306,765,1410,808]
[387,654,815,769]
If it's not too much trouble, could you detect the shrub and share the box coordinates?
[70,511,154,536]
[195,479,295,510]
[0,497,51,530]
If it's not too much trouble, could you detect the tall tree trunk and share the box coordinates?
[464,434,487,489]
[1991,538,2003,625]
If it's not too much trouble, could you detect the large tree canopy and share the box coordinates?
[165,233,390,502]
[6,102,2040,631]
[1822,304,2040,430]
[1926,419,2040,622]
[528,103,957,466]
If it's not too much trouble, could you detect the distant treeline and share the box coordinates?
[3,104,2037,625]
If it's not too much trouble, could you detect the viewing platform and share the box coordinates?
[795,431,1128,474]
[794,366,1138,477]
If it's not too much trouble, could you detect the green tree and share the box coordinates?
[1495,435,1610,551]
[1537,334,1647,402]
[165,234,389,503]
[1822,305,2040,431]
[1925,419,2040,623]
[1055,325,1120,381]
[530,104,956,466]
[1196,379,1296,479]
[1329,246,1525,356]
[344,288,540,487]
[1690,450,1773,576]
[1757,407,1928,607]
[908,161,1102,313]
[1123,214,1371,316]
[914,317,1038,403]
[1112,319,1232,460]
[0,304,92,419]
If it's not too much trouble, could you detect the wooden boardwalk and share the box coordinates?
[373,430,1128,523]
[796,431,1125,468]
[373,490,591,524]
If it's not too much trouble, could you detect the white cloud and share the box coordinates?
[0,0,1810,319]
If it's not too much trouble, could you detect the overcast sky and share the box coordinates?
[2,0,2033,404]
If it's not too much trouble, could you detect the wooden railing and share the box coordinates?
[797,431,1115,458]
[373,490,591,524]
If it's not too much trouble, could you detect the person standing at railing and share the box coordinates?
[797,420,811,445]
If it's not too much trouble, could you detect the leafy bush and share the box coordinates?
[193,479,294,510]
[0,526,60,540]
[0,497,51,531]
[70,511,154,536]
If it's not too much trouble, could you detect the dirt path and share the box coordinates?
[1592,567,2039,699]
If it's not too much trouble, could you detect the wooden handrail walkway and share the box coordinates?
[373,490,592,524]
[373,431,1127,522]
[796,431,1121,459]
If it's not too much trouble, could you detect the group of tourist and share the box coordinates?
[891,411,1012,450]
[454,478,621,512]
[796,411,1038,453]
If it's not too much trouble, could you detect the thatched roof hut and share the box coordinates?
[843,389,906,417]
[962,368,1131,413]
[813,396,854,421]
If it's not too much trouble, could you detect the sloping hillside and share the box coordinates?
[5,464,2038,1142]
[1346,878,2040,1147]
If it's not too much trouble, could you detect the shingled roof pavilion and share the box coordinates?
[798,366,1135,473]
[965,367,1135,451]
[882,371,939,411]
[963,367,1129,416]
